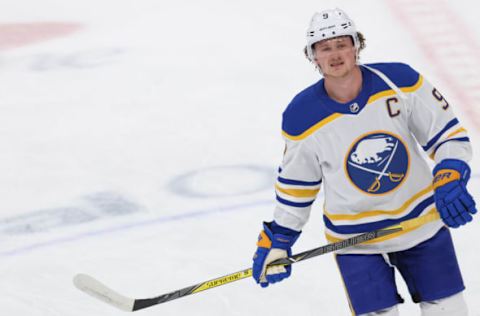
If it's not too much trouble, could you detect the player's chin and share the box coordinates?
[326,67,348,77]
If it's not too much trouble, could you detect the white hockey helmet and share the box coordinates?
[305,8,360,62]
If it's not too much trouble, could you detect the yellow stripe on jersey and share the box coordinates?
[366,75,424,104]
[366,89,397,104]
[401,74,424,92]
[324,184,433,221]
[282,113,342,141]
[447,127,467,138]
[325,208,439,244]
[275,184,320,198]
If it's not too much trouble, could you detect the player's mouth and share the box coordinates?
[330,61,344,68]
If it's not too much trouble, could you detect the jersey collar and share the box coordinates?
[314,65,373,115]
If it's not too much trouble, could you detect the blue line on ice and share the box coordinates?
[0,199,273,258]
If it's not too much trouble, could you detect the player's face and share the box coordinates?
[313,36,357,78]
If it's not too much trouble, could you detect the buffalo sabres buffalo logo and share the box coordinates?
[345,132,409,194]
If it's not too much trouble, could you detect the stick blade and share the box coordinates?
[73,273,135,312]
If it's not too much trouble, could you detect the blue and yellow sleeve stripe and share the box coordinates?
[421,118,469,159]
[275,177,321,208]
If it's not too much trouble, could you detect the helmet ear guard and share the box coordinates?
[305,8,361,63]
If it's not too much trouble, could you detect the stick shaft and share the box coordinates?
[133,268,252,310]
[134,224,406,310]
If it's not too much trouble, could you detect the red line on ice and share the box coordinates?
[387,0,480,131]
[0,22,82,50]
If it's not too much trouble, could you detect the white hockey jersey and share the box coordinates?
[274,63,472,254]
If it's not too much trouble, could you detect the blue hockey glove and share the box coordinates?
[433,159,477,228]
[252,221,300,288]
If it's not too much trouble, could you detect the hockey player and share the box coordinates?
[252,8,477,316]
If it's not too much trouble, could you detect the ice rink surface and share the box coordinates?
[1,0,480,315]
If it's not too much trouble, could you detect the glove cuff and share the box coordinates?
[257,221,300,250]
[433,159,470,189]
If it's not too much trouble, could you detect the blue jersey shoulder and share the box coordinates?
[365,62,421,89]
[282,63,422,138]
[282,82,332,137]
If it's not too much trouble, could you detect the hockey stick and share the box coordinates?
[73,210,440,312]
